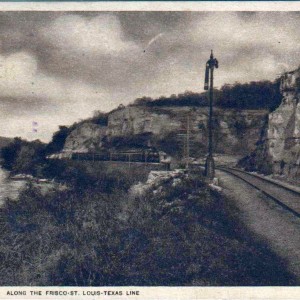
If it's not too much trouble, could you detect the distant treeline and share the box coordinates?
[132,80,282,111]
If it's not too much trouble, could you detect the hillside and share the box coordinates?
[61,106,267,160]
[42,80,281,160]
[37,79,285,165]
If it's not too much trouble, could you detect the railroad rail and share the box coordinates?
[218,167,300,218]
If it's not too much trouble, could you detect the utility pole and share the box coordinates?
[204,50,219,179]
[186,114,190,170]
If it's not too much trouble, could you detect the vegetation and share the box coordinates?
[1,138,46,176]
[0,78,292,286]
[0,137,13,150]
[90,110,109,126]
[45,111,108,155]
[45,126,73,155]
[132,80,282,111]
[0,79,279,174]
[0,169,295,286]
[219,80,282,111]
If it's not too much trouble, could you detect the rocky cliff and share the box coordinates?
[64,123,107,153]
[63,104,267,159]
[108,106,266,156]
[240,67,300,180]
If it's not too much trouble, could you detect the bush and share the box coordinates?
[0,172,295,286]
[45,126,73,155]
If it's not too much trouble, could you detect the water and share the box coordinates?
[0,168,26,205]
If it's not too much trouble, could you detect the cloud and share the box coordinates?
[0,51,114,141]
[1,12,300,142]
[172,12,300,88]
[0,13,146,141]
[40,14,139,56]
[0,51,111,104]
[190,12,300,53]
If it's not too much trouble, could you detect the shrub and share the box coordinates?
[0,172,294,286]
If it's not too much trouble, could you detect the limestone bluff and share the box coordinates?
[62,68,300,181]
[63,105,267,160]
[269,68,300,176]
[241,67,300,181]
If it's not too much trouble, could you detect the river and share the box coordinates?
[0,168,27,206]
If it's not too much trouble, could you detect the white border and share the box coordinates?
[1,286,300,299]
[0,1,298,11]
[0,2,299,299]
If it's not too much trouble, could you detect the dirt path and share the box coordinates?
[217,169,300,281]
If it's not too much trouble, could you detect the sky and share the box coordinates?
[0,11,300,142]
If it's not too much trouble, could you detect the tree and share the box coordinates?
[45,126,72,154]
[1,137,23,170]
[133,97,153,106]
[1,138,46,175]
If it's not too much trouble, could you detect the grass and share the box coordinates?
[0,168,296,286]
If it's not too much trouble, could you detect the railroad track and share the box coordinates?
[217,167,300,218]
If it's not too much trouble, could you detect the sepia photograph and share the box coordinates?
[0,3,300,297]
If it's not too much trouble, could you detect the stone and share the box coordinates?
[243,67,300,181]
[64,122,107,153]
[62,104,267,159]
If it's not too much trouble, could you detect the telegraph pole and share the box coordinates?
[186,114,190,170]
[204,50,219,179]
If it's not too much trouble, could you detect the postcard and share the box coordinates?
[0,1,299,299]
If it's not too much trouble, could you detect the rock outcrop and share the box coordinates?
[107,106,267,156]
[63,105,267,158]
[241,67,300,180]
[267,68,300,177]
[64,123,107,153]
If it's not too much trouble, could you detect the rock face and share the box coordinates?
[240,67,300,181]
[64,123,107,153]
[63,105,267,158]
[112,106,267,156]
[107,106,181,137]
[260,68,300,178]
